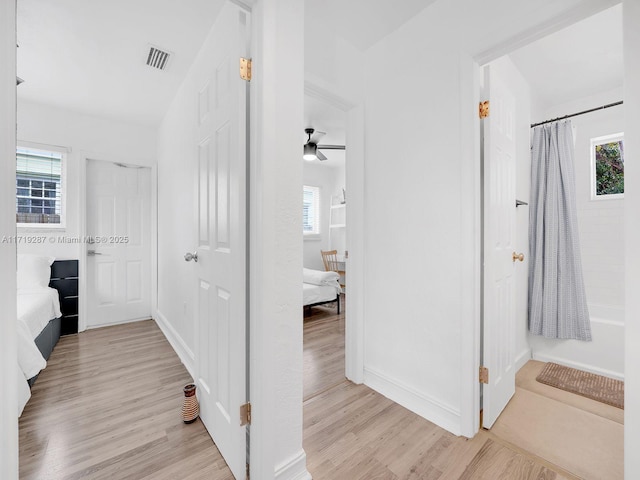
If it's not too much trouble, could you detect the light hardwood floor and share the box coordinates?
[20,306,622,479]
[19,320,234,480]
[302,301,621,479]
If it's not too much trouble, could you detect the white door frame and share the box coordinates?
[78,154,158,332]
[462,1,624,437]
[304,81,366,383]
[0,0,18,477]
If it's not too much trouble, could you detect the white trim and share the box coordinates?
[364,367,462,436]
[515,348,532,373]
[303,81,366,385]
[474,0,621,65]
[344,104,365,384]
[458,52,482,438]
[590,132,624,200]
[86,316,151,330]
[154,310,196,378]
[78,156,88,332]
[274,450,312,480]
[0,1,18,477]
[531,352,624,381]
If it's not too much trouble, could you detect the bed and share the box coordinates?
[303,268,342,314]
[17,254,62,416]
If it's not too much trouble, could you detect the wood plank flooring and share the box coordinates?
[20,306,622,479]
[303,297,345,400]
[302,303,617,480]
[19,320,233,480]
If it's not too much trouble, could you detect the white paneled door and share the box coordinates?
[190,2,249,479]
[86,160,151,327]
[482,65,518,428]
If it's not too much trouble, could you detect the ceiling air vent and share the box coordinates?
[146,45,171,71]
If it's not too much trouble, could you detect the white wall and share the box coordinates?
[486,56,533,373]
[250,1,310,478]
[528,87,625,379]
[303,161,344,271]
[624,1,640,477]
[361,1,472,435]
[0,0,18,477]
[16,100,157,260]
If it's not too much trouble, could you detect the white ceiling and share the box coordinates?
[508,4,623,109]
[305,0,437,51]
[17,0,224,126]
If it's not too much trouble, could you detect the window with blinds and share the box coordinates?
[16,146,65,226]
[303,185,320,235]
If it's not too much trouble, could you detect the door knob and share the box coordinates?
[87,250,103,256]
[512,252,524,262]
[184,251,198,262]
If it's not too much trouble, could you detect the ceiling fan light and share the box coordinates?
[303,143,317,161]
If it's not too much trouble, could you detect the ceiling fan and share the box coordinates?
[303,128,345,161]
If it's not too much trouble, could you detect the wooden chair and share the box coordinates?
[320,250,345,288]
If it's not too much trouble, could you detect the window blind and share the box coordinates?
[303,185,320,234]
[16,147,63,225]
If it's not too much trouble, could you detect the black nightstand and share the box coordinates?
[49,260,79,336]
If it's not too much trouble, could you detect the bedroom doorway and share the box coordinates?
[302,93,349,400]
[85,159,152,328]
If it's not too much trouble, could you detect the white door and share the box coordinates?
[86,160,151,327]
[190,2,249,479]
[482,65,517,428]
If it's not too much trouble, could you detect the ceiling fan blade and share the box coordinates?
[316,150,328,161]
[317,144,345,150]
[310,131,326,144]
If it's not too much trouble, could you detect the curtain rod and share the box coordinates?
[530,100,623,128]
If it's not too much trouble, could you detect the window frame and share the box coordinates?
[590,132,624,201]
[303,185,321,239]
[16,141,68,230]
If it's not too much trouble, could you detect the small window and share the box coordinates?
[591,133,624,200]
[303,185,320,235]
[16,145,66,227]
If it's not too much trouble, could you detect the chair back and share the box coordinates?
[321,250,340,272]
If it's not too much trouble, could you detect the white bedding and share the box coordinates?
[303,283,340,305]
[16,286,61,415]
[17,286,62,339]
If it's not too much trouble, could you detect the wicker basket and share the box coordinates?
[182,383,200,424]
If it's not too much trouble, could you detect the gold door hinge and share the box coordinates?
[240,402,252,426]
[479,366,489,384]
[240,57,252,81]
[479,101,490,119]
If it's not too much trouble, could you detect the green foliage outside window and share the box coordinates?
[595,140,624,196]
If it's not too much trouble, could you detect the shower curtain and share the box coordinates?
[529,120,591,341]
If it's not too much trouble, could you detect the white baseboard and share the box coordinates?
[154,310,195,379]
[532,352,624,381]
[364,366,461,436]
[274,449,312,480]
[515,347,532,373]
[85,316,151,330]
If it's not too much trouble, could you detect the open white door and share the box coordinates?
[190,2,249,479]
[481,65,517,429]
[86,160,151,327]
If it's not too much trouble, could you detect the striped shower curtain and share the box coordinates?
[529,121,592,341]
